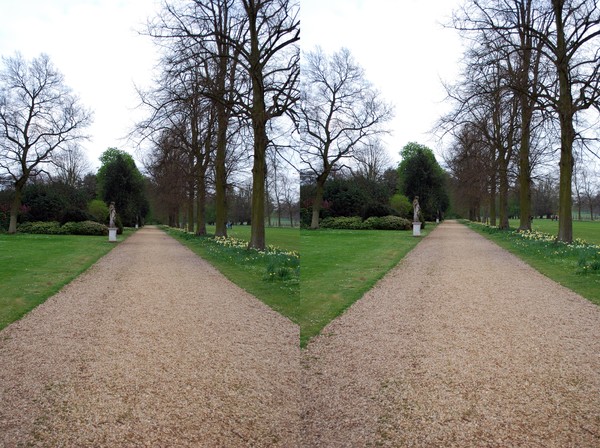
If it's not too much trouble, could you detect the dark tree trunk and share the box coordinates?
[214,102,228,238]
[554,1,574,243]
[8,187,23,234]
[311,174,327,229]
[250,124,268,248]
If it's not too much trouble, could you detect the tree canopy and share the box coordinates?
[97,148,148,227]
[398,142,449,221]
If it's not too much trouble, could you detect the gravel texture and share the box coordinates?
[301,221,600,447]
[2,222,600,447]
[0,227,300,447]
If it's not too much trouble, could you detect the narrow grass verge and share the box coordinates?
[466,220,600,306]
[0,230,133,331]
[164,227,300,326]
[300,226,432,347]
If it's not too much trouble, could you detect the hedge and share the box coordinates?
[320,215,412,231]
[17,220,108,236]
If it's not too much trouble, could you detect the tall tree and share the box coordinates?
[299,47,393,229]
[97,148,148,227]
[398,142,449,221]
[541,0,600,242]
[238,0,299,248]
[0,53,91,233]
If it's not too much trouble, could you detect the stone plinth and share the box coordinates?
[412,222,421,236]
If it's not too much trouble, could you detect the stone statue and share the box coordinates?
[109,202,116,228]
[413,196,420,222]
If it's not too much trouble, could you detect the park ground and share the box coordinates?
[1,220,599,445]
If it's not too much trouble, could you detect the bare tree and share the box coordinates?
[51,143,92,187]
[299,47,393,229]
[352,137,393,182]
[526,0,600,241]
[0,53,91,233]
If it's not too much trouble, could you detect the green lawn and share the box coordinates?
[0,231,131,331]
[300,226,432,347]
[509,218,600,245]
[469,221,600,307]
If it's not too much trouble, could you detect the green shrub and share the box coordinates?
[18,221,66,234]
[364,215,412,230]
[320,216,364,230]
[17,220,108,236]
[361,203,398,219]
[62,221,108,236]
[390,194,412,218]
[88,199,109,223]
[319,215,412,231]
[60,208,91,225]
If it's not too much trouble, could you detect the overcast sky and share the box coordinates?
[302,0,465,164]
[0,0,465,171]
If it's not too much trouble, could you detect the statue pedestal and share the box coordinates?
[108,227,118,242]
[412,222,421,236]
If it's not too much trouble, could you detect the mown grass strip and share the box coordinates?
[467,220,600,306]
[300,226,432,347]
[165,227,300,326]
[0,231,133,331]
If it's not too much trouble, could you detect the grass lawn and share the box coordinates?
[468,221,600,307]
[509,218,600,245]
[0,231,132,331]
[167,226,299,328]
[300,226,433,347]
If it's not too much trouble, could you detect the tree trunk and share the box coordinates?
[555,2,574,243]
[518,106,533,231]
[498,151,509,230]
[214,103,228,238]
[311,177,326,229]
[249,124,268,249]
[8,188,23,234]
[196,172,207,236]
[187,186,195,233]
[489,170,497,227]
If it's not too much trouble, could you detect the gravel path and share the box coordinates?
[301,221,600,447]
[0,227,300,447]
[2,222,600,447]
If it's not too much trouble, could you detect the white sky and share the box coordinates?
[302,0,465,164]
[0,0,161,169]
[0,0,465,171]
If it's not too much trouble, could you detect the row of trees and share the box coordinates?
[441,0,600,242]
[137,0,299,249]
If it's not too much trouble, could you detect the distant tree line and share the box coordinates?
[0,146,150,233]
[300,142,450,228]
